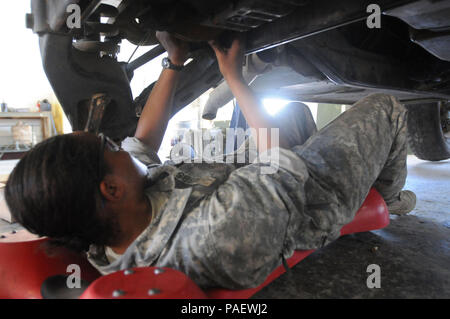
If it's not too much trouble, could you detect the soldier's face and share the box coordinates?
[72,131,147,188]
[103,145,147,182]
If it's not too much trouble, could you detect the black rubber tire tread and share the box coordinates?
[406,102,450,161]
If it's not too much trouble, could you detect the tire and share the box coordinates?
[406,101,450,161]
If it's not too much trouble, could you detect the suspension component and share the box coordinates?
[72,3,121,57]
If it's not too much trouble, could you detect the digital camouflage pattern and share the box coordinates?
[87,93,408,289]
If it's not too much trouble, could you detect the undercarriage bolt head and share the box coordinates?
[148,288,161,296]
[154,268,164,275]
[112,289,126,297]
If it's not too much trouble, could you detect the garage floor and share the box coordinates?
[1,155,449,299]
[253,155,450,299]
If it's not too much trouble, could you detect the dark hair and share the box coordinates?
[5,133,119,252]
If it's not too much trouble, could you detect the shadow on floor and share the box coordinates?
[254,215,450,299]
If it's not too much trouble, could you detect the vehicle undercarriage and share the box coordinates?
[27,0,450,160]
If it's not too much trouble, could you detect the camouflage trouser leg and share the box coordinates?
[290,94,408,234]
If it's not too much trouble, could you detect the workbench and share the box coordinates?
[0,112,55,160]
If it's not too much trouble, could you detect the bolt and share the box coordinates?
[154,268,164,275]
[0,235,6,239]
[11,230,16,234]
[124,269,134,275]
[112,289,125,297]
[148,288,161,296]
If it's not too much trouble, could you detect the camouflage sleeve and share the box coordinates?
[121,136,162,165]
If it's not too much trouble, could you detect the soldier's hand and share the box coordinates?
[209,37,245,82]
[156,31,189,66]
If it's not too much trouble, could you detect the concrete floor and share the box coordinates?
[253,155,450,298]
[1,156,449,298]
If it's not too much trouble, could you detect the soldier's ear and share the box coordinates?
[99,175,125,202]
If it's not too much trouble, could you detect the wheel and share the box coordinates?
[406,101,450,161]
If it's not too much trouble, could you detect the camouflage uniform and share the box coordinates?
[87,93,408,290]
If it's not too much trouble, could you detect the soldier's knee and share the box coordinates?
[387,94,406,113]
[364,93,406,114]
